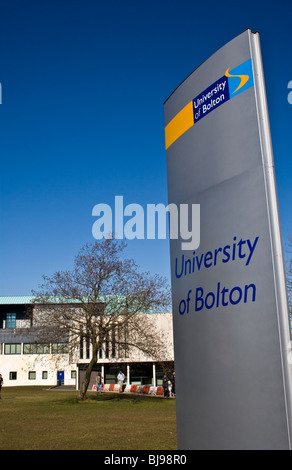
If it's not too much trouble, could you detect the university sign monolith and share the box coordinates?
[164,29,292,450]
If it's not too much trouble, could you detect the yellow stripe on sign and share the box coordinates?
[165,101,194,150]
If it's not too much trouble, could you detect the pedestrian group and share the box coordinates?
[95,369,175,398]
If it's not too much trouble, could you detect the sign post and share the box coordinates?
[164,29,292,450]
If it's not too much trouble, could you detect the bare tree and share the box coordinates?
[32,239,171,399]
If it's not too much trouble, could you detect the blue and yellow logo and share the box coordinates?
[165,58,254,150]
[225,58,254,98]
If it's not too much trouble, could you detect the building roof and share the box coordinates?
[0,296,163,314]
[0,296,34,305]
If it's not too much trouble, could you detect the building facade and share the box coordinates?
[0,296,174,388]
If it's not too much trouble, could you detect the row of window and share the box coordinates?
[1,342,68,355]
[9,371,48,380]
[2,341,128,358]
[8,370,76,381]
[79,340,129,360]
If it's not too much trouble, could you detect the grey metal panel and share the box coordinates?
[165,29,291,449]
[164,30,251,124]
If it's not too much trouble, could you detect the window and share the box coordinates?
[118,325,129,358]
[4,343,21,355]
[86,336,90,359]
[42,371,48,380]
[112,327,116,358]
[9,372,17,380]
[23,343,50,354]
[71,370,76,379]
[6,312,16,329]
[105,335,109,359]
[28,371,36,380]
[79,336,84,359]
[51,343,68,354]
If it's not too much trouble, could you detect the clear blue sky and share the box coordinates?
[0,0,291,295]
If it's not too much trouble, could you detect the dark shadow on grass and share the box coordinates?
[48,391,172,407]
[82,392,165,404]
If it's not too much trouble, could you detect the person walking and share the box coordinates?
[96,372,103,393]
[117,370,125,393]
[0,374,3,399]
[170,371,175,397]
[162,374,169,398]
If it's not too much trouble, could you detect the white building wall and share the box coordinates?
[0,351,76,387]
[77,312,174,364]
[0,312,173,387]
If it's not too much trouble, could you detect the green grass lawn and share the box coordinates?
[0,387,177,450]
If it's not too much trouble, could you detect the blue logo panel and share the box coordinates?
[226,58,254,99]
[193,75,230,124]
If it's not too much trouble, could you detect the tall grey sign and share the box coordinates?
[164,29,292,450]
